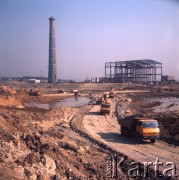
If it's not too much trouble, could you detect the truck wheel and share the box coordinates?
[136,135,142,143]
[150,138,156,143]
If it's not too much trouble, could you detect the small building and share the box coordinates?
[28,79,41,83]
[161,75,175,83]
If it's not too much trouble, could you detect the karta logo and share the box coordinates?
[106,155,178,178]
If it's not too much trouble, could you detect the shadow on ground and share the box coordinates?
[97,132,151,145]
[86,111,100,115]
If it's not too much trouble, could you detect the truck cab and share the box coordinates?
[136,119,160,143]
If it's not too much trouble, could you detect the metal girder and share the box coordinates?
[105,59,162,83]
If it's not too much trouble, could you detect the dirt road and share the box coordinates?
[1,83,179,179]
[82,103,179,176]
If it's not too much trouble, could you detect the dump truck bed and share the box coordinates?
[118,116,138,130]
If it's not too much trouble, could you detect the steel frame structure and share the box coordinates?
[105,59,162,83]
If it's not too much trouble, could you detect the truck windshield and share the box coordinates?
[101,104,110,108]
[142,121,159,128]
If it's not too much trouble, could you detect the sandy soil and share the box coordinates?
[0,105,111,179]
[82,103,179,175]
[0,85,110,179]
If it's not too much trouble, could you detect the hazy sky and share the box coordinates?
[0,0,179,80]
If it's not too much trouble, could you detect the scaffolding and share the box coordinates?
[105,59,162,83]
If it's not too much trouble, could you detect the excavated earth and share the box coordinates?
[0,82,178,179]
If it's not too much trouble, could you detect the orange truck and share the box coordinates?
[119,117,160,143]
[100,101,111,115]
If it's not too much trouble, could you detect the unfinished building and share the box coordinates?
[105,59,162,83]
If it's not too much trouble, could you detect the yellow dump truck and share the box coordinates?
[100,101,111,115]
[109,91,115,98]
[119,117,160,143]
[96,97,104,105]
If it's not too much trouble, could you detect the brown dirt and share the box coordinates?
[0,106,110,179]
[81,96,179,178]
[0,94,108,179]
[0,82,179,179]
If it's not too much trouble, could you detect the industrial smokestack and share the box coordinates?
[48,16,57,83]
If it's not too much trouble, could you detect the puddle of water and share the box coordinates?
[146,97,179,112]
[24,97,90,110]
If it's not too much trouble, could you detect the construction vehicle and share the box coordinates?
[57,89,64,94]
[96,97,104,105]
[109,91,115,98]
[28,89,40,96]
[100,101,111,115]
[72,89,79,96]
[119,117,160,143]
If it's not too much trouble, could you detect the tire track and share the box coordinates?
[69,105,169,179]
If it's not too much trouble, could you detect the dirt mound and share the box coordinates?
[0,86,27,108]
[0,95,23,108]
[0,86,16,95]
[148,111,179,146]
[0,106,107,179]
[0,85,29,108]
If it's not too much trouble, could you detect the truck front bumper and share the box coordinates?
[143,136,159,140]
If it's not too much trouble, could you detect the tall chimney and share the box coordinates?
[48,16,57,83]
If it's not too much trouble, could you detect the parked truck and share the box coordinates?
[100,101,111,115]
[119,117,160,143]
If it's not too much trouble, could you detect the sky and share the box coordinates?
[0,0,179,80]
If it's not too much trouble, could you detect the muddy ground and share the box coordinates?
[0,82,179,179]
